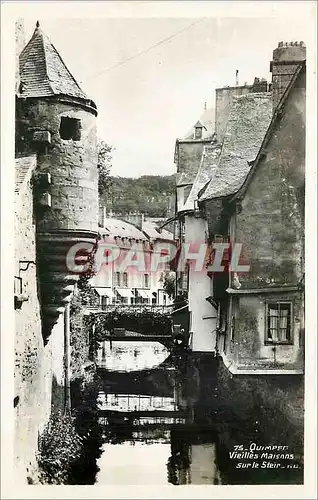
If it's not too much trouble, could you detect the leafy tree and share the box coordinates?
[97,139,113,198]
[160,271,176,299]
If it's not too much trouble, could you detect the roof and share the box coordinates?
[99,218,147,241]
[200,92,272,201]
[182,107,215,141]
[18,21,93,104]
[141,221,174,241]
[15,155,37,195]
[194,120,207,130]
[232,62,305,201]
[176,172,194,187]
[181,141,222,212]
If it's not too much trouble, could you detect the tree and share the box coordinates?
[97,139,113,199]
[160,271,176,299]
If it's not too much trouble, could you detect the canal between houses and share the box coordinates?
[80,340,303,486]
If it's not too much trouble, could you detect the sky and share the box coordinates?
[20,5,313,178]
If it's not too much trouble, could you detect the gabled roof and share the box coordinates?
[180,141,222,212]
[15,155,37,195]
[18,21,92,102]
[200,92,272,201]
[194,120,207,130]
[232,62,305,202]
[181,107,215,141]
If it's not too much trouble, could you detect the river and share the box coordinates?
[89,340,303,486]
[94,340,222,485]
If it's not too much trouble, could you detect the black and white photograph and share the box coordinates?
[1,1,317,498]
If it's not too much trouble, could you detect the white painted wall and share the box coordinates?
[185,215,217,352]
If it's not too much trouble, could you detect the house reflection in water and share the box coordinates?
[167,429,222,485]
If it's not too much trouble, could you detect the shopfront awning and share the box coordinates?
[136,289,152,299]
[115,288,134,298]
[94,287,115,298]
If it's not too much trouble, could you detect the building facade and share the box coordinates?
[173,42,305,374]
[91,213,175,308]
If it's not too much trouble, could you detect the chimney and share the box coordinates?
[124,212,144,230]
[99,206,107,227]
[270,41,306,110]
[252,77,268,93]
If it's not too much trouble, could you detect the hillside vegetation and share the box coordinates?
[100,174,176,218]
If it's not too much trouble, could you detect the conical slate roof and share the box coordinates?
[18,21,91,101]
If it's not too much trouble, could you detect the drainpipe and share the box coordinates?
[64,302,71,412]
[215,302,221,354]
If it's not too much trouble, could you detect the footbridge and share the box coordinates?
[84,304,182,349]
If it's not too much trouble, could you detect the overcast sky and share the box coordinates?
[21,6,311,178]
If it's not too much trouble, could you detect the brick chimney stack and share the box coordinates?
[270,41,306,110]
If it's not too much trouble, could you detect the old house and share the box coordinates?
[14,21,99,482]
[200,42,305,375]
[170,40,306,460]
[174,80,272,352]
[91,211,174,307]
[173,108,216,350]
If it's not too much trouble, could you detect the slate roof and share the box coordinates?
[18,21,90,101]
[176,172,194,187]
[181,141,222,212]
[142,221,174,241]
[200,93,272,201]
[100,218,147,241]
[15,155,37,195]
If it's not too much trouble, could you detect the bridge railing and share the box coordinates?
[84,304,175,315]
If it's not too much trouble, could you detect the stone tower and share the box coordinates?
[270,41,306,110]
[16,21,99,342]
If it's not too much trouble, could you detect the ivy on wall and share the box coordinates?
[84,306,173,342]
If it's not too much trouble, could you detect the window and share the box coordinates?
[266,302,292,344]
[194,126,202,139]
[144,274,150,288]
[59,117,81,141]
[123,272,128,287]
[114,271,121,287]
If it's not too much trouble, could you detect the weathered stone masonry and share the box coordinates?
[14,21,99,482]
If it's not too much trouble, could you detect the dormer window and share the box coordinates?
[194,120,205,140]
[195,126,203,139]
[59,117,81,141]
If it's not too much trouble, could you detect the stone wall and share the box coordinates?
[215,358,304,484]
[14,179,65,484]
[176,140,207,181]
[226,291,304,369]
[16,98,98,232]
[235,68,305,289]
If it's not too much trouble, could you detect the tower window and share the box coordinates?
[59,117,81,141]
